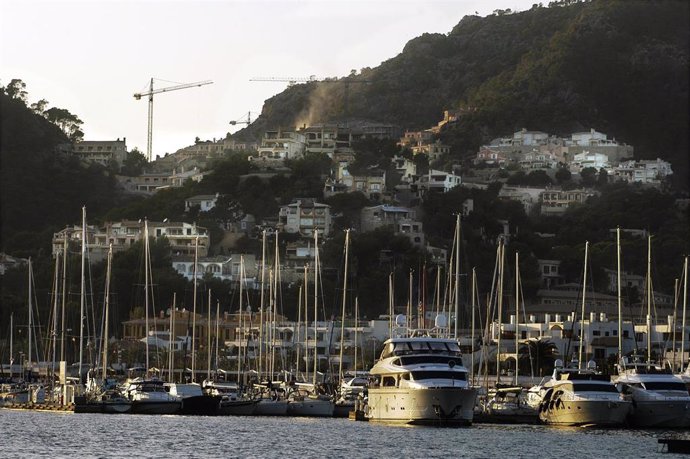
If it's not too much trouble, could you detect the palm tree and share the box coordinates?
[519,339,559,377]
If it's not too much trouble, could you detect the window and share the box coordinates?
[572,383,618,393]
[412,371,466,381]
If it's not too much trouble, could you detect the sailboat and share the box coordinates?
[75,244,132,414]
[252,231,289,416]
[123,219,181,415]
[476,252,538,424]
[206,256,257,415]
[286,230,335,417]
[614,233,690,427]
[165,242,222,415]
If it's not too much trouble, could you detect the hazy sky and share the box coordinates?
[1,0,536,159]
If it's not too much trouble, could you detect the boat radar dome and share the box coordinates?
[434,314,448,328]
[554,359,564,369]
[395,314,407,327]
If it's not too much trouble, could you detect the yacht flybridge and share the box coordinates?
[365,319,477,425]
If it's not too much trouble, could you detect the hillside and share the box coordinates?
[0,93,120,255]
[236,0,689,180]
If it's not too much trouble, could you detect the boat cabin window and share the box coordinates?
[572,383,618,393]
[409,341,429,351]
[643,382,688,391]
[445,342,461,354]
[382,376,396,387]
[428,342,448,352]
[401,373,410,381]
[411,371,466,381]
[399,356,463,367]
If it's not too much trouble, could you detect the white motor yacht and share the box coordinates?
[538,361,630,426]
[122,378,181,415]
[365,333,477,425]
[616,358,690,428]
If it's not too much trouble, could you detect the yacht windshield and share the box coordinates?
[643,382,688,391]
[572,383,618,393]
[399,356,463,366]
[411,371,467,381]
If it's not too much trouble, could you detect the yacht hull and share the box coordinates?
[74,401,132,414]
[253,399,289,416]
[539,399,631,426]
[628,400,690,428]
[179,395,221,416]
[218,399,258,416]
[130,400,181,415]
[366,387,477,425]
[333,401,354,418]
[287,398,335,417]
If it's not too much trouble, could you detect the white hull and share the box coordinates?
[366,387,477,425]
[253,399,289,416]
[628,400,690,428]
[287,397,334,417]
[539,399,631,426]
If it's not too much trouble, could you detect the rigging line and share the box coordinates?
[517,259,534,378]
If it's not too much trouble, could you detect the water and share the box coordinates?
[0,411,687,459]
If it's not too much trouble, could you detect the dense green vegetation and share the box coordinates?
[237,0,688,184]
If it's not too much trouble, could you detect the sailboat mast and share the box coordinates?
[191,236,199,382]
[51,250,60,391]
[144,219,151,372]
[338,229,350,382]
[515,252,519,385]
[496,240,504,380]
[296,285,302,379]
[78,207,87,382]
[617,227,623,366]
[579,241,589,369]
[354,297,359,372]
[214,299,220,378]
[454,214,461,339]
[268,269,274,380]
[313,230,319,386]
[388,273,393,339]
[207,287,212,382]
[9,313,13,379]
[681,256,688,371]
[304,266,309,383]
[102,244,112,381]
[407,270,412,335]
[258,230,266,381]
[646,235,652,363]
[272,232,280,379]
[435,265,441,318]
[169,292,176,382]
[60,237,68,363]
[672,278,679,370]
[471,268,476,385]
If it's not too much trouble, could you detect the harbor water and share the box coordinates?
[1,410,688,458]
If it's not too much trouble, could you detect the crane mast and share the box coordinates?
[133,78,213,162]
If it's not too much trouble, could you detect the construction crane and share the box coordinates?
[229,111,253,127]
[134,78,213,162]
[250,75,322,86]
[250,75,370,118]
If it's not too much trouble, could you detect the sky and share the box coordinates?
[1,0,537,160]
